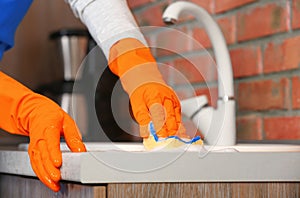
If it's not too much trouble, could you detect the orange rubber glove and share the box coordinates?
[0,71,86,192]
[109,38,187,139]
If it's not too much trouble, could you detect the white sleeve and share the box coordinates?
[66,0,148,59]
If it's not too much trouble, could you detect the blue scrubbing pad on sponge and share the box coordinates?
[143,122,203,150]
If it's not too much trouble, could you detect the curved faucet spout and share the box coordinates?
[163,1,234,99]
[163,1,236,146]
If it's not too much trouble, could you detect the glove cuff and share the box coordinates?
[120,64,166,96]
[109,38,166,96]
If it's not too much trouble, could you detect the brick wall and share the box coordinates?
[127,0,300,141]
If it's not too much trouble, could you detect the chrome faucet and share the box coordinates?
[162,1,236,146]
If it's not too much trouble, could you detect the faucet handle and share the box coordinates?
[180,95,208,119]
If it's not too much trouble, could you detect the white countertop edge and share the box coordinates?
[1,149,300,183]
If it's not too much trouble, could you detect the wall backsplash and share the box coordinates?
[128,0,300,141]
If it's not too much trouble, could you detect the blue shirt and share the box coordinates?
[0,0,33,60]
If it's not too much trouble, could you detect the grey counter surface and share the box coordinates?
[1,142,300,183]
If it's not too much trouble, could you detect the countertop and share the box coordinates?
[1,142,300,183]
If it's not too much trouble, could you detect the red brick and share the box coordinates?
[159,0,212,26]
[192,15,236,50]
[237,78,290,111]
[230,46,262,78]
[134,2,167,26]
[127,0,153,9]
[237,3,289,41]
[172,55,217,85]
[217,15,236,44]
[292,0,300,29]
[264,35,300,74]
[264,116,300,139]
[292,76,300,109]
[192,27,211,49]
[155,26,190,57]
[195,86,218,108]
[215,0,256,13]
[187,0,214,13]
[174,85,205,102]
[187,0,214,14]
[236,115,263,140]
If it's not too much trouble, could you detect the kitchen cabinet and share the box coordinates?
[0,174,106,198]
[0,174,299,198]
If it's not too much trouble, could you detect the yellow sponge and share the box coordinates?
[143,135,203,151]
[143,122,203,150]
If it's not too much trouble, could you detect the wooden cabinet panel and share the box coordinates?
[107,183,300,198]
[0,174,106,198]
[1,174,299,198]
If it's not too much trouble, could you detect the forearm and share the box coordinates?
[66,0,147,59]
